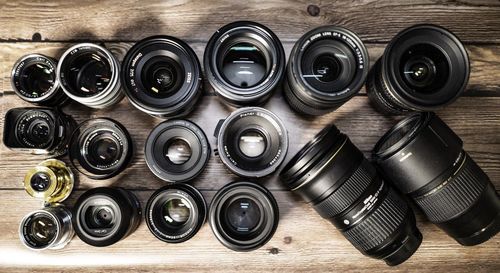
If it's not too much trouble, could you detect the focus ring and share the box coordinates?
[284,79,332,116]
[414,154,487,223]
[366,60,407,114]
[342,187,408,252]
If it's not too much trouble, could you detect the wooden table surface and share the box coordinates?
[0,1,499,272]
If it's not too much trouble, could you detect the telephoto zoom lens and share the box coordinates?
[24,159,74,204]
[204,21,285,106]
[145,120,210,182]
[19,205,74,251]
[73,187,141,247]
[69,118,133,180]
[373,112,500,246]
[366,24,469,114]
[209,181,279,251]
[145,183,207,243]
[58,43,123,109]
[3,107,75,156]
[215,107,288,178]
[121,36,203,118]
[285,26,369,116]
[11,54,68,106]
[280,124,422,266]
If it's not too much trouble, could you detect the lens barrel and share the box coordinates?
[24,159,74,204]
[121,36,203,118]
[366,24,469,114]
[209,181,279,251]
[373,112,500,246]
[204,21,285,106]
[73,187,141,247]
[285,26,369,115]
[280,124,421,266]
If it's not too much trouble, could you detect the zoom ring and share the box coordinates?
[414,153,487,223]
[366,60,407,114]
[342,187,408,252]
[284,78,334,116]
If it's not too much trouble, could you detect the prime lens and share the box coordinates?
[204,21,285,106]
[280,124,422,266]
[24,159,74,204]
[373,112,499,246]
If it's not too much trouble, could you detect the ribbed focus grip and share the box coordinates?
[284,79,333,116]
[313,159,374,219]
[414,153,487,223]
[342,187,408,252]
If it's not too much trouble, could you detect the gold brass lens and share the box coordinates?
[24,159,74,203]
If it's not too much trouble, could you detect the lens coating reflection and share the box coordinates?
[238,130,266,158]
[226,198,261,233]
[28,215,57,246]
[22,63,55,96]
[222,42,267,88]
[162,198,191,226]
[164,138,192,165]
[30,172,51,192]
[87,134,120,167]
[68,53,111,96]
[313,54,342,83]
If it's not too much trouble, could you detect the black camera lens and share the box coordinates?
[280,124,422,266]
[121,36,203,118]
[11,54,68,106]
[204,21,285,106]
[145,120,210,182]
[209,181,279,251]
[373,112,499,246]
[69,118,133,180]
[58,43,123,109]
[215,107,288,178]
[366,24,469,114]
[145,183,206,243]
[285,26,369,116]
[73,187,141,247]
[3,107,75,156]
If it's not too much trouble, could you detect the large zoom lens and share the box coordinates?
[366,24,469,114]
[3,107,75,156]
[215,107,288,178]
[146,183,206,243]
[285,26,369,115]
[11,54,67,106]
[373,112,499,246]
[122,36,203,118]
[19,205,74,250]
[280,125,422,266]
[73,187,141,247]
[204,21,285,106]
[69,118,133,180]
[58,43,123,109]
[24,159,74,203]
[145,120,210,182]
[209,181,279,251]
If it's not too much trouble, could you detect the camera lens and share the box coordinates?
[373,112,499,246]
[58,43,122,109]
[24,159,74,203]
[366,24,469,114]
[285,26,369,116]
[280,124,422,266]
[11,54,68,106]
[215,107,288,178]
[73,187,141,247]
[145,183,206,243]
[69,118,133,180]
[19,205,74,250]
[204,21,285,106]
[145,120,210,182]
[209,181,279,251]
[121,36,203,118]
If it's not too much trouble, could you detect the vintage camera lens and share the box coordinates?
[121,36,203,118]
[57,43,123,109]
[19,205,74,250]
[215,107,288,178]
[366,24,469,114]
[73,187,141,247]
[11,54,68,106]
[280,124,422,266]
[373,112,499,246]
[145,183,207,243]
[24,159,74,203]
[145,120,210,182]
[3,107,75,156]
[204,21,285,106]
[209,181,279,251]
[285,26,369,115]
[69,118,133,180]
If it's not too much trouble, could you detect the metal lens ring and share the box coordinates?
[23,159,74,203]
